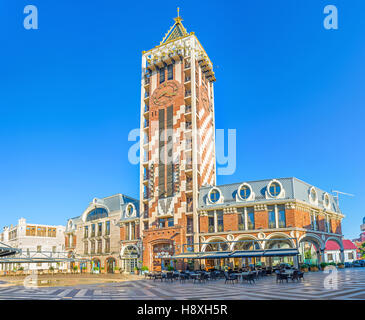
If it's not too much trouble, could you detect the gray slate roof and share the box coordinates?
[66,193,140,228]
[198,177,341,213]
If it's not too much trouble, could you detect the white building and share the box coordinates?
[0,218,66,272]
[325,239,357,263]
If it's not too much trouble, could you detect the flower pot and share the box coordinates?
[301,268,308,272]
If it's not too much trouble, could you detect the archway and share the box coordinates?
[91,258,101,273]
[232,235,261,268]
[265,233,295,267]
[201,237,229,270]
[121,245,140,273]
[299,234,324,265]
[106,257,116,274]
[325,237,344,263]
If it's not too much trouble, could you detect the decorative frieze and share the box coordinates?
[254,204,267,212]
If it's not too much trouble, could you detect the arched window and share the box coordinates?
[86,208,108,222]
[269,182,281,197]
[310,188,317,202]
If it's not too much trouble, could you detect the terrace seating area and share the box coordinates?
[143,264,305,286]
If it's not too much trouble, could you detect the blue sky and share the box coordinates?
[0,1,364,239]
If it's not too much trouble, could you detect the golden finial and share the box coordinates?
[174,7,183,23]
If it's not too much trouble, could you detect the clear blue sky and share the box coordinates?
[0,1,364,239]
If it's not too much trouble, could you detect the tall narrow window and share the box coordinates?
[84,226,88,238]
[105,221,110,235]
[268,206,276,229]
[98,223,102,236]
[217,210,224,232]
[247,208,255,230]
[208,212,215,233]
[91,224,95,237]
[84,242,88,255]
[131,222,135,240]
[278,205,286,228]
[238,208,245,230]
[159,67,165,83]
[167,64,173,80]
[125,223,130,240]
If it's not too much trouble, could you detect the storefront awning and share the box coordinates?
[229,250,265,258]
[263,249,299,257]
[172,248,300,260]
[198,251,231,259]
[171,253,201,259]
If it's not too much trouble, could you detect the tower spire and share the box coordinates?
[160,8,188,45]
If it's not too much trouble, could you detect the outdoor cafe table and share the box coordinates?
[231,272,250,280]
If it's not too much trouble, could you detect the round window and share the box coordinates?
[210,189,220,203]
[269,182,281,197]
[126,204,134,217]
[239,185,251,200]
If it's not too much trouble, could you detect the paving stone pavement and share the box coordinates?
[0,268,364,300]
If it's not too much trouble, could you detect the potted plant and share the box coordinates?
[100,267,105,274]
[93,266,100,274]
[73,265,79,273]
[49,266,55,275]
[134,266,140,275]
[300,264,309,272]
[320,262,328,270]
[310,264,319,272]
[167,265,174,272]
[337,263,345,269]
[141,266,149,275]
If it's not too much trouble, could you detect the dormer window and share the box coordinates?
[209,189,220,203]
[237,183,254,201]
[269,182,281,197]
[126,203,135,218]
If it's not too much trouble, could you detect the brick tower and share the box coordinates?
[139,10,216,271]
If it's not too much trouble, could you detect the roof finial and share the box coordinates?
[174,7,182,23]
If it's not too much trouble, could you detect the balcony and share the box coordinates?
[185,122,192,130]
[185,105,192,113]
[144,77,150,86]
[185,90,191,97]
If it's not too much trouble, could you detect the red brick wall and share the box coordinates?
[318,215,325,232]
[254,210,268,229]
[200,216,208,233]
[223,213,238,232]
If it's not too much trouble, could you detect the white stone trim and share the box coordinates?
[309,186,318,206]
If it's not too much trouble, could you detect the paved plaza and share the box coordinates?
[0,268,364,300]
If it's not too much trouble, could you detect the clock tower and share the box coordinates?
[139,10,217,271]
